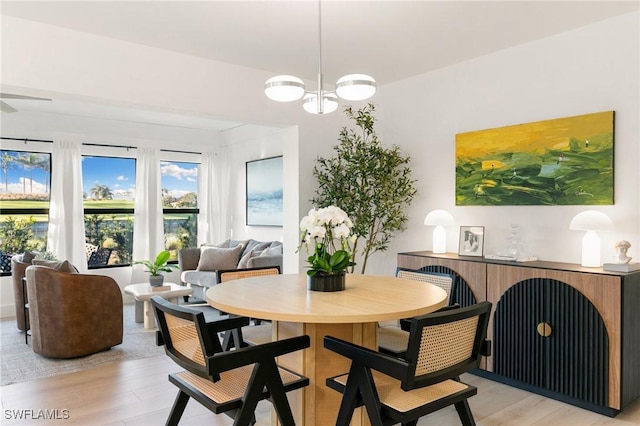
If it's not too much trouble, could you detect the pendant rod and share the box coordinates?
[316,0,324,114]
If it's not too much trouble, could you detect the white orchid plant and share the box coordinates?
[298,206,357,276]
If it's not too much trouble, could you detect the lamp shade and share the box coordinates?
[569,210,613,232]
[302,92,339,114]
[569,210,612,268]
[264,75,305,102]
[335,74,377,101]
[424,209,455,227]
[424,209,455,254]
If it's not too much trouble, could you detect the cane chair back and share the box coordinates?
[216,266,280,348]
[325,301,492,426]
[151,296,310,426]
[396,268,455,304]
[378,268,456,358]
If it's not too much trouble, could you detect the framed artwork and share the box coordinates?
[246,156,283,226]
[455,111,614,206]
[458,226,485,257]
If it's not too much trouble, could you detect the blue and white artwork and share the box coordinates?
[246,156,283,226]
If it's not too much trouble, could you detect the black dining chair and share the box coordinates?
[216,266,281,349]
[325,301,492,426]
[378,268,457,358]
[151,296,310,426]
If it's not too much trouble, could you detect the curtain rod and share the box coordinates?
[83,143,201,155]
[1,137,53,143]
[2,138,201,155]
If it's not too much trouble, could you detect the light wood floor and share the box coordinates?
[1,355,639,425]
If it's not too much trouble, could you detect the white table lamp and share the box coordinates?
[569,210,613,267]
[424,210,455,253]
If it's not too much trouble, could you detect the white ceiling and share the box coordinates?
[1,0,638,132]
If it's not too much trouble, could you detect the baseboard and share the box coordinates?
[0,303,17,319]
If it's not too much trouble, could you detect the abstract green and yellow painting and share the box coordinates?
[455,111,614,206]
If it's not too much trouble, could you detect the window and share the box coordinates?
[0,150,51,273]
[82,156,136,267]
[161,161,198,260]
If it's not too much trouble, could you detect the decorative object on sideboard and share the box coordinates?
[424,209,455,254]
[485,224,538,262]
[458,226,485,257]
[455,111,614,206]
[569,210,613,267]
[264,0,375,114]
[613,240,632,264]
[603,240,640,272]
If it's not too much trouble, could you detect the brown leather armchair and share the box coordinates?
[25,265,123,358]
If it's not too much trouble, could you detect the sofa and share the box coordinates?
[178,239,283,300]
[26,265,123,358]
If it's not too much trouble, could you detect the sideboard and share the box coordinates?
[397,251,640,417]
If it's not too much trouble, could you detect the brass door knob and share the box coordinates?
[537,322,552,337]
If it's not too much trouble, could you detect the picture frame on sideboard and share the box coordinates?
[458,226,485,257]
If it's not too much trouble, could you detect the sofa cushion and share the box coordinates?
[196,244,244,271]
[31,259,78,273]
[181,270,220,288]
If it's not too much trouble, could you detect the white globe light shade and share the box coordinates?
[264,75,305,102]
[302,92,339,114]
[336,74,377,101]
[424,210,455,254]
[568,210,613,231]
[569,210,613,267]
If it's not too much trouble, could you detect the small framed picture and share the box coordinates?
[458,226,485,257]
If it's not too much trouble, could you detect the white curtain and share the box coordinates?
[131,147,164,283]
[198,149,230,245]
[47,140,87,272]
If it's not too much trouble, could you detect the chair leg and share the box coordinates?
[264,364,296,426]
[358,368,385,426]
[166,391,190,426]
[234,367,269,426]
[454,399,476,426]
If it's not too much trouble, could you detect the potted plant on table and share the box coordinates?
[133,250,178,287]
[298,206,356,292]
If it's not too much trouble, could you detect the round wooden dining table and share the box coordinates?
[206,273,447,425]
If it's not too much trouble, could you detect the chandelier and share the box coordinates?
[264,0,376,114]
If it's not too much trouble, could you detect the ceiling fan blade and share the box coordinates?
[0,100,18,113]
[0,93,52,101]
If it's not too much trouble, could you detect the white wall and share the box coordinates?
[370,11,640,274]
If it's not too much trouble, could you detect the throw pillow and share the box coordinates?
[238,248,265,269]
[32,259,78,273]
[261,245,283,256]
[238,242,270,268]
[196,244,243,271]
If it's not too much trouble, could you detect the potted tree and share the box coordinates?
[311,103,417,273]
[133,250,178,287]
